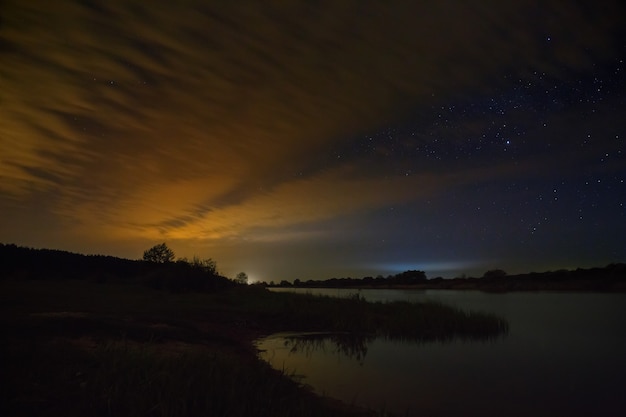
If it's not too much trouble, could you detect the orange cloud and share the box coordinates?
[1,0,623,260]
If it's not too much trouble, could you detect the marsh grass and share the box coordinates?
[247,290,509,341]
[2,338,356,417]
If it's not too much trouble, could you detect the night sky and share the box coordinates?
[1,1,625,281]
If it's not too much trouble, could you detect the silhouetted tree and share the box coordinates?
[235,271,248,285]
[143,243,175,264]
[187,256,217,275]
[391,270,427,284]
[483,269,507,279]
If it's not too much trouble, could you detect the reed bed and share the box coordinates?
[248,290,509,342]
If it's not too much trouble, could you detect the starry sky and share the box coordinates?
[1,0,625,281]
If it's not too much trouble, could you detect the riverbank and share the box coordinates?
[1,279,507,417]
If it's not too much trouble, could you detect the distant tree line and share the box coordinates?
[469,264,626,291]
[0,243,239,293]
[264,270,428,288]
[262,264,626,292]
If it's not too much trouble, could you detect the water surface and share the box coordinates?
[257,289,626,416]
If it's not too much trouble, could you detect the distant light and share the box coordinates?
[373,260,484,273]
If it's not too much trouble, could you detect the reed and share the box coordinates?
[245,290,508,342]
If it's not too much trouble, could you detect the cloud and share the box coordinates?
[54,154,536,249]
[1,0,623,252]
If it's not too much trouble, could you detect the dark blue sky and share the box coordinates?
[1,0,624,281]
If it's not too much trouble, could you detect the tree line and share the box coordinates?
[264,264,626,292]
[265,269,428,288]
[0,243,247,292]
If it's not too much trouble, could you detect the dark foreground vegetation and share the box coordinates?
[1,243,508,417]
[0,243,234,293]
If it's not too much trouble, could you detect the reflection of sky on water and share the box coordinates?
[257,291,626,416]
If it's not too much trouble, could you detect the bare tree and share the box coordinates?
[143,243,175,264]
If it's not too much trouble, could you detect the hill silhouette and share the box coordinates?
[0,243,234,292]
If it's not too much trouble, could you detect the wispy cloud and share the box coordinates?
[1,0,623,269]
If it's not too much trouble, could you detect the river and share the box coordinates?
[256,288,626,416]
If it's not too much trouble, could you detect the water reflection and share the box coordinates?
[258,331,502,415]
[281,332,374,364]
[259,290,626,416]
[279,325,505,366]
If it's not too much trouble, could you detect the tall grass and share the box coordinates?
[2,339,357,417]
[245,290,509,342]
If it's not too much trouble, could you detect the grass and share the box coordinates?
[240,289,509,341]
[2,339,345,417]
[1,279,508,417]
